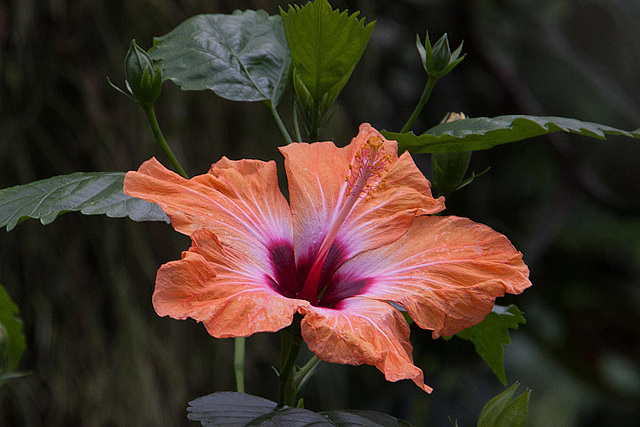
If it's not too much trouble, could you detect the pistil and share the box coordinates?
[297,137,390,303]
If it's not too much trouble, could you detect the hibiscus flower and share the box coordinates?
[123,123,531,393]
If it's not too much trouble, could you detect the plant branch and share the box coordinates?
[266,101,293,145]
[400,76,438,133]
[142,105,188,178]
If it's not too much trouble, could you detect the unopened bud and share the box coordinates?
[416,32,466,79]
[432,112,472,198]
[123,40,162,106]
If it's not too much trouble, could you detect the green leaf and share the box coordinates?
[281,0,374,113]
[455,305,526,385]
[383,115,640,154]
[0,172,169,231]
[188,392,414,426]
[477,382,531,427]
[0,284,26,375]
[151,10,291,105]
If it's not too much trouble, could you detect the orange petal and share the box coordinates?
[124,157,292,266]
[340,216,531,338]
[154,228,308,338]
[301,297,432,393]
[280,123,444,263]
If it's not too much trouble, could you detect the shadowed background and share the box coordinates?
[1,0,639,425]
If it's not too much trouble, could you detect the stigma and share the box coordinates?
[346,136,391,199]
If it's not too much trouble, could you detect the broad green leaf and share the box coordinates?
[281,0,374,113]
[151,10,291,105]
[478,382,530,427]
[188,391,414,426]
[0,284,26,375]
[0,172,169,231]
[383,115,640,154]
[455,305,526,385]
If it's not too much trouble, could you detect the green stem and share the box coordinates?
[234,336,246,393]
[292,95,303,143]
[307,107,322,143]
[142,104,188,178]
[293,355,321,392]
[266,101,293,145]
[278,315,303,407]
[400,76,438,133]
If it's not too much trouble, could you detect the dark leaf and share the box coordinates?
[151,11,291,105]
[384,115,640,153]
[0,172,169,231]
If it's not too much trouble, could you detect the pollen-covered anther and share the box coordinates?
[346,136,392,198]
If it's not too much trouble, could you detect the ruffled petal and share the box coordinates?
[124,157,293,266]
[281,123,444,266]
[301,297,431,392]
[338,216,531,338]
[154,228,308,338]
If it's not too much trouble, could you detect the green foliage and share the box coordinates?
[455,305,526,385]
[477,382,531,427]
[188,391,413,426]
[0,173,169,231]
[384,115,640,154]
[281,0,374,139]
[0,284,26,384]
[151,10,291,106]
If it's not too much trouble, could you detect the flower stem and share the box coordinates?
[400,76,438,133]
[278,314,303,407]
[266,101,293,145]
[234,336,245,393]
[142,104,188,178]
[293,355,321,392]
[292,95,303,143]
[307,107,322,143]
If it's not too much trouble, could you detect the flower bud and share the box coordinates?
[123,40,162,106]
[431,112,472,198]
[416,32,465,79]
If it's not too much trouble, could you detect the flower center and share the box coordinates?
[296,136,391,304]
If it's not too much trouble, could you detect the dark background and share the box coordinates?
[1,0,639,425]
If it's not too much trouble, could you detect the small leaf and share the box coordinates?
[0,172,169,231]
[455,305,526,385]
[151,10,291,105]
[0,284,26,374]
[281,0,374,113]
[383,115,640,153]
[478,382,531,427]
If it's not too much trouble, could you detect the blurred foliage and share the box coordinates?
[1,0,639,426]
